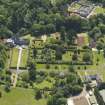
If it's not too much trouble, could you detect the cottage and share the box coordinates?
[6,37,29,46]
[85,74,102,87]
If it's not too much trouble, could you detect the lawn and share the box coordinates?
[36,64,68,71]
[62,51,73,62]
[10,48,19,68]
[35,80,53,89]
[94,6,105,14]
[0,86,47,105]
[20,49,28,68]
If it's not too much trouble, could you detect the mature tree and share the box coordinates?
[35,89,42,100]
[28,61,36,81]
[0,91,2,98]
[83,52,91,62]
[96,42,103,50]
[0,44,8,70]
[5,82,11,92]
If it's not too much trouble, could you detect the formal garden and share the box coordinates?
[10,47,28,69]
[0,0,105,105]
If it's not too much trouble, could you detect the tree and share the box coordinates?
[0,44,8,69]
[55,46,64,60]
[0,91,2,98]
[83,52,91,62]
[60,26,66,42]
[28,61,36,81]
[35,89,42,100]
[5,82,11,92]
[67,73,77,84]
[68,65,75,72]
[96,42,103,50]
[72,54,78,61]
[47,96,67,105]
[33,48,37,58]
[21,72,29,82]
[72,85,82,95]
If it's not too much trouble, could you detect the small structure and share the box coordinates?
[68,2,94,18]
[6,37,29,47]
[50,32,61,40]
[77,5,94,18]
[89,40,96,48]
[89,95,98,105]
[76,33,89,46]
[67,98,74,105]
[68,96,90,105]
[85,74,102,87]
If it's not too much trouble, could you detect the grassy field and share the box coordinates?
[35,80,53,89]
[62,51,73,62]
[94,6,105,14]
[10,48,19,68]
[0,86,47,105]
[36,64,68,71]
[20,49,28,68]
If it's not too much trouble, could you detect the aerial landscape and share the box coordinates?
[1,0,105,105]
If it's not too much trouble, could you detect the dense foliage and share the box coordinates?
[0,0,73,38]
[0,44,8,69]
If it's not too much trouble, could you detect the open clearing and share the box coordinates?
[0,86,47,105]
[10,48,19,68]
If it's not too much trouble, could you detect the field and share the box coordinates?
[35,80,54,89]
[93,6,105,14]
[20,49,28,68]
[10,48,19,68]
[36,64,68,71]
[10,47,28,69]
[0,86,47,105]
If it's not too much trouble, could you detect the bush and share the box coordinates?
[0,91,2,98]
[46,64,50,69]
[20,72,29,82]
[35,89,42,100]
[4,82,11,92]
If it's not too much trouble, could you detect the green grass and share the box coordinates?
[35,80,53,89]
[20,49,28,68]
[94,6,105,14]
[36,64,68,71]
[20,34,35,41]
[10,48,19,68]
[0,86,47,105]
[62,51,73,62]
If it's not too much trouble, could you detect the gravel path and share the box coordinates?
[17,47,22,74]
